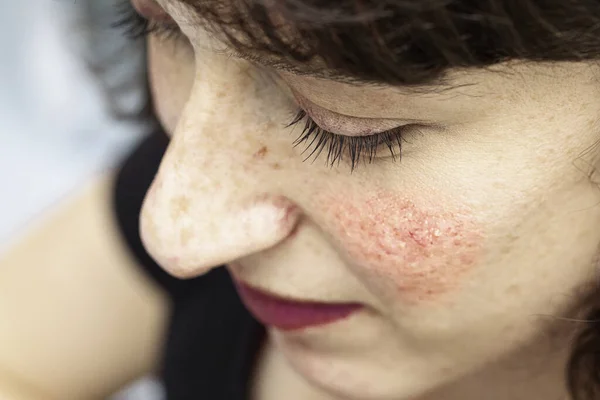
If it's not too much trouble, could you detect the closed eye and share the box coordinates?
[286,109,416,172]
[113,0,419,173]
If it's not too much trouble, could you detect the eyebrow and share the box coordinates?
[167,0,463,94]
[225,47,393,88]
[228,47,466,96]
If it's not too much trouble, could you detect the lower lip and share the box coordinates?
[233,280,363,331]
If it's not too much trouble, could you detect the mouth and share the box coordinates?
[231,278,363,331]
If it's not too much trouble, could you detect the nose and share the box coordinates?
[139,58,301,279]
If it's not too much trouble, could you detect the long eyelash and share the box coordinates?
[111,0,185,42]
[110,2,407,173]
[286,110,409,172]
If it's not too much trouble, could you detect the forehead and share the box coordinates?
[157,0,462,89]
[156,0,600,118]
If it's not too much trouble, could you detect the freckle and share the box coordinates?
[253,146,268,160]
[271,162,281,170]
[170,196,191,220]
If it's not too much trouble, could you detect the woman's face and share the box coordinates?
[139,1,600,398]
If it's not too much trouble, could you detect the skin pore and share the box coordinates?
[136,0,600,399]
[316,189,483,305]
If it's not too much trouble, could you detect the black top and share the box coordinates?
[111,130,267,400]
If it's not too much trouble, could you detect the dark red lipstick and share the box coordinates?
[233,280,362,331]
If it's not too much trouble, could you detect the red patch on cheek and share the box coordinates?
[320,189,484,305]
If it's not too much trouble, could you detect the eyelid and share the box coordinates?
[288,108,411,171]
[290,89,415,136]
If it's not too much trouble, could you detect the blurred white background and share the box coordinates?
[0,0,151,249]
[0,0,162,398]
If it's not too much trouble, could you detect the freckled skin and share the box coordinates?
[320,189,483,305]
[254,146,269,160]
[170,195,191,220]
[145,24,600,400]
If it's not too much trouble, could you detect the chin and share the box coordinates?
[271,329,435,400]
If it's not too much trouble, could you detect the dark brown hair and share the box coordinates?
[182,0,600,90]
[173,1,600,398]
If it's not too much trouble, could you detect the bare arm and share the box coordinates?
[0,174,169,399]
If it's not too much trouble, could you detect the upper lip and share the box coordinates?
[227,267,357,306]
[232,276,364,331]
[235,279,358,307]
[227,261,366,307]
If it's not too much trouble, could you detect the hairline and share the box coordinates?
[167,0,473,95]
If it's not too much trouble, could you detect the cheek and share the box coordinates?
[148,37,195,134]
[319,189,485,306]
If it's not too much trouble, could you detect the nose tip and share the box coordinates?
[140,190,301,279]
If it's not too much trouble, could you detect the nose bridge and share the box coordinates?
[140,60,301,278]
[175,56,277,167]
[163,55,269,194]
